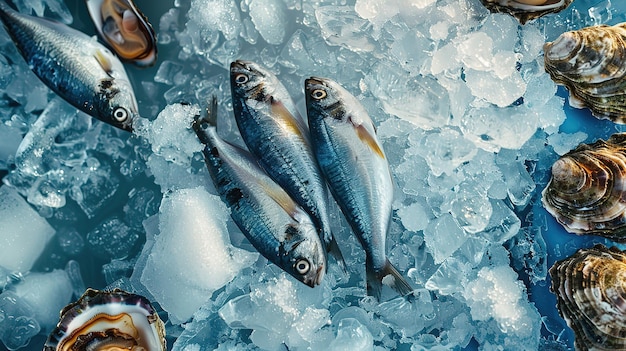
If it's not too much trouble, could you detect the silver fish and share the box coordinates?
[193,98,326,287]
[85,0,157,67]
[305,77,412,299]
[0,2,138,131]
[230,60,345,270]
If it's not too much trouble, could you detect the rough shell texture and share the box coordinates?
[85,0,157,67]
[44,288,166,351]
[549,244,626,351]
[544,23,626,123]
[542,133,626,241]
[480,0,573,24]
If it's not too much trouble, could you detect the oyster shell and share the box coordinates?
[549,244,626,351]
[541,133,626,241]
[479,0,572,24]
[85,0,157,67]
[44,288,166,351]
[544,23,626,123]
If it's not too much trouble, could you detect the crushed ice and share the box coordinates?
[0,0,624,350]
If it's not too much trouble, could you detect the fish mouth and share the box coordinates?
[304,264,325,287]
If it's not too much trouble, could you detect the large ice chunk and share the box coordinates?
[219,274,331,351]
[140,187,258,323]
[0,186,55,274]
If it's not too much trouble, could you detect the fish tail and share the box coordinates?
[327,236,347,274]
[366,259,413,300]
[192,96,218,144]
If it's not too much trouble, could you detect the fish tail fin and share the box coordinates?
[327,236,347,274]
[366,259,413,300]
[192,95,218,144]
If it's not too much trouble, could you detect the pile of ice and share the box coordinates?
[1,0,624,349]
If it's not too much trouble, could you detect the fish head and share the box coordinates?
[305,77,347,124]
[279,221,326,287]
[230,60,279,102]
[101,78,139,132]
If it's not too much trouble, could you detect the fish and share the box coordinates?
[85,0,157,67]
[230,60,345,271]
[192,97,326,287]
[304,77,413,299]
[0,1,139,132]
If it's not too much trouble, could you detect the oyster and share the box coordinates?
[544,23,626,123]
[541,133,626,241]
[549,244,626,351]
[85,0,157,67]
[479,0,572,24]
[44,288,166,351]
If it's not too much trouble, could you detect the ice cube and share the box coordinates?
[12,0,73,23]
[328,318,373,351]
[0,291,40,351]
[141,187,258,323]
[10,269,73,332]
[86,217,139,260]
[423,214,466,264]
[316,6,376,52]
[134,103,203,166]
[249,0,287,45]
[0,186,55,274]
[70,156,120,219]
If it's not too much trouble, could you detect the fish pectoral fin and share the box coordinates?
[352,118,385,159]
[270,99,307,137]
[94,49,113,75]
[259,181,301,220]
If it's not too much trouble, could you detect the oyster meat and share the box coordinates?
[480,0,572,24]
[549,244,626,351]
[44,288,166,351]
[85,0,157,66]
[544,23,626,123]
[542,133,626,241]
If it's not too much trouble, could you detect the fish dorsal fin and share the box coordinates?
[94,49,113,74]
[350,116,385,159]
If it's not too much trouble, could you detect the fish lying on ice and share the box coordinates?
[0,1,139,131]
[193,97,326,287]
[230,60,345,271]
[305,77,413,299]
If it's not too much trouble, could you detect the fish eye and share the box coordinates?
[311,89,326,100]
[235,74,249,84]
[113,107,129,122]
[295,259,310,275]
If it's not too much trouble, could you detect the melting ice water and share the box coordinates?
[1,0,626,350]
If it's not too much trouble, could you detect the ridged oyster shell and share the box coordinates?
[480,0,572,24]
[541,133,626,241]
[549,244,626,351]
[44,288,166,351]
[544,23,626,123]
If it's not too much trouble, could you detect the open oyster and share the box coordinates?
[44,288,166,351]
[480,0,572,24]
[549,244,626,351]
[541,133,626,241]
[85,0,157,67]
[544,23,626,123]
